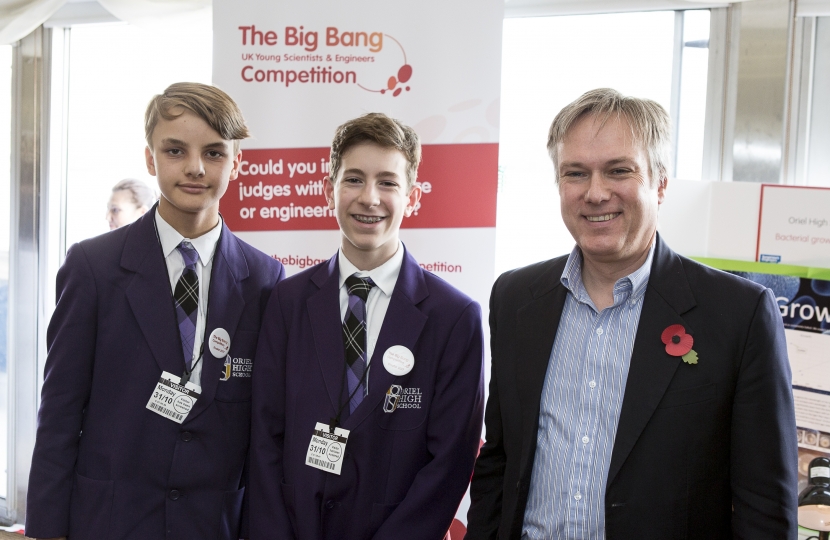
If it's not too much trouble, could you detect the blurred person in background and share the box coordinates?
[106,178,157,230]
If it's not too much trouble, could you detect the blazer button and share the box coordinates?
[181,431,192,442]
[325,500,335,510]
[169,489,180,501]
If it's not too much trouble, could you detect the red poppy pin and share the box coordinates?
[661,324,698,364]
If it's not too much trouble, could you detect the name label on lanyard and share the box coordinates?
[305,422,349,475]
[146,371,202,424]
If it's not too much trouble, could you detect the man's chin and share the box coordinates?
[578,242,627,262]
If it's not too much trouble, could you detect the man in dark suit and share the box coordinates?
[249,113,485,539]
[465,88,798,540]
[26,83,284,540]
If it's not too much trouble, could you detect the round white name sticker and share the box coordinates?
[383,345,415,376]
[208,328,231,358]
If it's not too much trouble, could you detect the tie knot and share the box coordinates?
[345,274,375,303]
[177,241,199,269]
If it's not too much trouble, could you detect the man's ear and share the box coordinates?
[145,146,157,176]
[657,174,668,205]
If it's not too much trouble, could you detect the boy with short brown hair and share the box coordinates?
[249,112,484,539]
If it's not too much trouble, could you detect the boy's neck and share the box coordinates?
[157,199,221,239]
[341,240,398,272]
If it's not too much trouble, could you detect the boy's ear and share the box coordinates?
[229,150,243,181]
[145,147,157,176]
[324,176,336,210]
[403,184,422,218]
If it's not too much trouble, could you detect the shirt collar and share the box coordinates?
[154,209,223,266]
[338,240,404,297]
[561,241,656,304]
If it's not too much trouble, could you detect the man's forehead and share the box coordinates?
[557,114,645,158]
[566,113,638,142]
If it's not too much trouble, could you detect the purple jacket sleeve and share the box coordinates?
[249,284,297,539]
[26,244,98,538]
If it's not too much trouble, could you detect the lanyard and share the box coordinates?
[180,343,205,386]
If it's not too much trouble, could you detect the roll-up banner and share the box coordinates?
[212,0,502,307]
[213,0,503,532]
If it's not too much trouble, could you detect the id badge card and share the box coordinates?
[146,371,202,424]
[305,422,349,475]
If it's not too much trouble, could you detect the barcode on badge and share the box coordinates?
[149,402,183,422]
[307,456,335,470]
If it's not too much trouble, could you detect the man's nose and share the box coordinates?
[584,174,610,203]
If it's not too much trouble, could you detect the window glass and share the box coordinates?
[0,43,12,499]
[806,17,830,187]
[676,10,711,181]
[64,21,212,246]
[498,12,676,273]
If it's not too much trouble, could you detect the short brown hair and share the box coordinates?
[547,88,671,185]
[329,113,421,189]
[145,82,250,153]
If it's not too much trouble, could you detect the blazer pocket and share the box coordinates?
[219,486,245,540]
[375,384,428,430]
[281,481,299,534]
[69,472,113,540]
[375,406,428,431]
[369,501,400,535]
[214,330,258,402]
[657,382,716,409]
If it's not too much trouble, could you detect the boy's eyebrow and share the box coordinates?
[342,168,399,178]
[203,141,230,150]
[160,137,188,147]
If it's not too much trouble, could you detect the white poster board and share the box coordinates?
[756,185,830,266]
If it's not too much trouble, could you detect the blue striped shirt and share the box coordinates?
[522,244,654,540]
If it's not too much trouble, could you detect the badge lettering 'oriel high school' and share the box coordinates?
[383,385,422,413]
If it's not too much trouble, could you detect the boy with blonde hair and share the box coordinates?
[27,82,284,540]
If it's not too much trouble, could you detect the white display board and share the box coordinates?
[757,185,830,266]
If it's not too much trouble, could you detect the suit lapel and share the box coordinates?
[122,209,183,377]
[515,258,568,478]
[607,236,697,486]
[186,224,248,422]
[308,256,349,416]
[345,250,428,430]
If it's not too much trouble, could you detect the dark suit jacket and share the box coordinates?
[466,236,798,540]
[26,208,284,540]
[249,248,485,540]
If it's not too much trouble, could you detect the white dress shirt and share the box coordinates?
[155,210,222,387]
[337,241,405,392]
